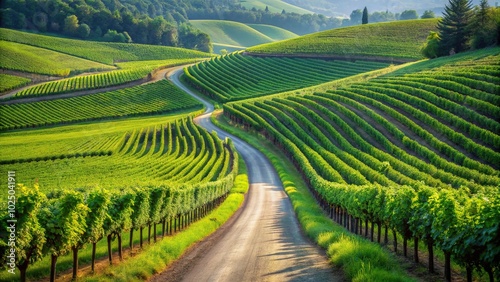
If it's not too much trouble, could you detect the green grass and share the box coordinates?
[1,80,203,130]
[0,40,115,76]
[212,112,414,282]
[190,20,275,48]
[0,28,211,64]
[239,0,313,14]
[0,74,30,92]
[247,19,439,60]
[247,24,298,41]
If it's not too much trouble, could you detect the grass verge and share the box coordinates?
[212,111,415,282]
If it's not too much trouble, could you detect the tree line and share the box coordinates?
[422,0,500,57]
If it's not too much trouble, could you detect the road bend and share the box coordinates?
[158,66,340,282]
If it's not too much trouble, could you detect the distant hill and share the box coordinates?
[239,0,313,14]
[190,20,298,54]
[282,0,492,17]
[247,19,439,61]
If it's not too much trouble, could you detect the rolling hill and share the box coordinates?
[247,19,439,61]
[240,0,313,14]
[190,20,298,54]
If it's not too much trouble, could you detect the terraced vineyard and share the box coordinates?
[224,48,500,278]
[0,117,239,280]
[0,80,203,130]
[12,58,203,98]
[247,19,439,60]
[184,52,389,102]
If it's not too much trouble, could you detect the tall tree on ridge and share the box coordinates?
[437,0,474,54]
[362,7,369,24]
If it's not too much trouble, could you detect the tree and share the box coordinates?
[40,192,88,282]
[350,9,363,25]
[421,10,436,19]
[470,0,497,48]
[421,31,441,58]
[63,15,79,36]
[265,6,269,13]
[400,10,419,20]
[437,0,474,54]
[77,23,90,39]
[362,7,369,24]
[0,184,46,282]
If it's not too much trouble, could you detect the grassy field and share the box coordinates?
[184,52,389,102]
[0,28,211,64]
[247,19,439,60]
[247,24,298,41]
[190,20,297,54]
[223,47,500,280]
[239,0,313,14]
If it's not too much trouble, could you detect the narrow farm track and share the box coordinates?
[152,67,341,282]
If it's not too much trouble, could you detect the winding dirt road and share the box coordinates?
[151,67,342,281]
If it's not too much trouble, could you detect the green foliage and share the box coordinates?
[0,74,30,92]
[362,7,369,24]
[0,80,203,130]
[437,0,475,54]
[248,19,439,60]
[421,31,441,58]
[13,58,201,98]
[0,28,210,65]
[0,40,114,77]
[223,47,500,277]
[184,52,389,102]
[421,10,436,19]
[399,10,419,20]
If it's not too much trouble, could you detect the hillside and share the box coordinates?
[247,19,439,61]
[239,0,313,14]
[0,28,211,65]
[190,20,297,53]
[247,24,299,41]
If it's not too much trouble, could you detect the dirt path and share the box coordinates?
[149,67,342,282]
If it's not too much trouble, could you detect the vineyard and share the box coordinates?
[0,74,30,93]
[0,80,203,130]
[11,58,203,98]
[247,19,439,60]
[224,48,500,280]
[0,28,211,65]
[0,117,239,280]
[183,52,389,102]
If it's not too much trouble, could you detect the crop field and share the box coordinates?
[224,47,500,277]
[0,74,30,92]
[184,52,389,102]
[13,58,204,98]
[0,40,114,76]
[0,28,210,64]
[247,19,439,60]
[0,116,238,281]
[0,80,203,130]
